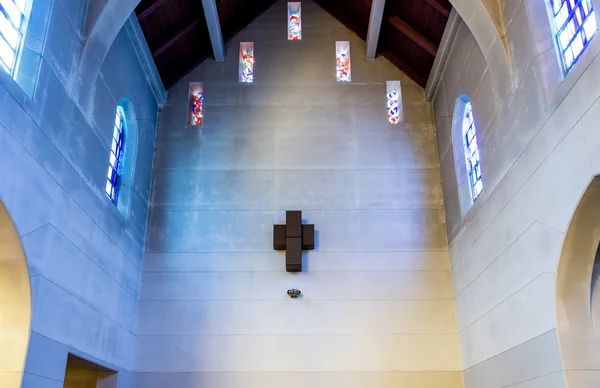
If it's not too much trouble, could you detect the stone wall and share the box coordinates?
[433,0,600,386]
[0,0,160,385]
[133,1,463,387]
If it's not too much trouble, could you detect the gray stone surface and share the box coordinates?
[132,371,464,388]
[433,1,600,387]
[463,330,563,388]
[134,0,461,386]
[0,0,160,385]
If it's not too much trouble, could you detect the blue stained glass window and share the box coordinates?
[0,0,28,75]
[552,0,597,73]
[462,102,483,201]
[106,107,125,204]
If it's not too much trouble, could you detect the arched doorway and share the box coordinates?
[0,201,31,387]
[557,177,600,387]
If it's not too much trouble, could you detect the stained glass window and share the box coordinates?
[189,82,203,125]
[239,42,254,83]
[386,80,401,124]
[336,41,351,82]
[106,106,125,204]
[192,93,203,124]
[288,2,301,40]
[0,0,28,75]
[552,0,597,73]
[462,102,482,201]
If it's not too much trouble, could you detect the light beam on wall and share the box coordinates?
[288,2,302,40]
[239,42,254,83]
[336,41,351,82]
[386,80,402,124]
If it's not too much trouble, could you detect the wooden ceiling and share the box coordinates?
[135,0,451,88]
[135,0,277,88]
[314,0,451,86]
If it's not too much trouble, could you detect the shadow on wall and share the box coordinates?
[557,175,600,387]
[63,354,118,388]
[592,246,600,340]
[0,201,31,388]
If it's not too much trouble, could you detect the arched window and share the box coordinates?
[0,0,31,75]
[453,96,484,217]
[551,0,597,73]
[462,101,483,201]
[106,106,126,204]
[105,98,138,217]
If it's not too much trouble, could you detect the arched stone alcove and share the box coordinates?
[0,201,31,387]
[557,176,600,387]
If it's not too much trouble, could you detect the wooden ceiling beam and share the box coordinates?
[381,50,426,87]
[423,0,451,17]
[138,0,170,22]
[366,0,386,59]
[153,20,200,58]
[202,0,225,61]
[388,15,437,56]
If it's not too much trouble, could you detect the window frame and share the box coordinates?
[551,0,597,73]
[106,106,126,204]
[239,42,254,83]
[461,101,483,203]
[0,0,31,77]
[288,2,301,40]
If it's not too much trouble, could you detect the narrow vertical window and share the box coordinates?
[0,0,30,75]
[336,41,351,82]
[386,80,401,124]
[188,82,203,125]
[106,106,125,204]
[462,102,483,201]
[239,42,254,83]
[552,0,597,73]
[288,2,301,40]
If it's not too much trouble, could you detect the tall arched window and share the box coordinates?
[106,106,125,204]
[106,98,138,217]
[453,96,484,217]
[0,0,31,75]
[551,0,597,73]
[462,101,483,201]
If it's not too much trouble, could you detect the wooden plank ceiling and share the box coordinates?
[135,0,451,88]
[314,0,451,86]
[135,0,277,88]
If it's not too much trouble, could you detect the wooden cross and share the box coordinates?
[273,211,315,272]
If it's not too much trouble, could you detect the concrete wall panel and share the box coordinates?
[134,0,461,385]
[433,1,600,385]
[0,0,159,383]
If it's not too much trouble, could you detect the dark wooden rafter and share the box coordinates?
[312,0,446,87]
[152,20,200,58]
[137,0,278,88]
[423,0,451,17]
[312,0,369,40]
[137,0,450,89]
[217,0,278,41]
[388,15,437,56]
[381,50,426,87]
[138,0,171,21]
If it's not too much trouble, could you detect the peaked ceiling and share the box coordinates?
[135,0,452,88]
[135,0,277,88]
